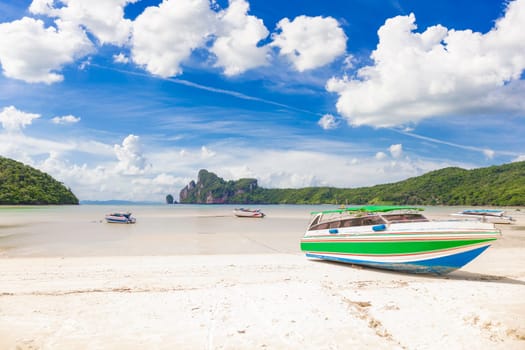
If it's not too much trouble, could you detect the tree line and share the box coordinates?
[178,162,525,206]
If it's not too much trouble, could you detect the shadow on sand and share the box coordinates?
[441,270,525,285]
[314,260,525,286]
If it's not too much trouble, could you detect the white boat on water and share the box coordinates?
[451,209,515,224]
[105,212,136,224]
[233,208,265,218]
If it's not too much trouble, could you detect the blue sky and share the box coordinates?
[0,0,524,201]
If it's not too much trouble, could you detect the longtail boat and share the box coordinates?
[300,206,500,274]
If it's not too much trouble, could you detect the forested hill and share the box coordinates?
[0,156,79,205]
[179,162,525,206]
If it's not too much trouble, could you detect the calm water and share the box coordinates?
[0,204,318,257]
[0,204,518,257]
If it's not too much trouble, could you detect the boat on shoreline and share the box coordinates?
[233,208,265,218]
[300,206,500,274]
[451,209,515,224]
[105,212,136,224]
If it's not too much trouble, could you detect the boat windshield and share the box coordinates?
[307,206,429,231]
[381,213,429,223]
[308,214,386,231]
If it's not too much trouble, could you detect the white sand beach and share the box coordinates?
[0,206,524,349]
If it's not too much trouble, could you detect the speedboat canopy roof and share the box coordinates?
[310,205,423,215]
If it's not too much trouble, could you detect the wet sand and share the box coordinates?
[0,206,524,349]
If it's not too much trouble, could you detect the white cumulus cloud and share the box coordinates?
[211,0,270,76]
[29,0,136,45]
[131,0,217,77]
[271,15,347,72]
[318,114,339,130]
[0,106,40,132]
[1,0,352,82]
[327,0,525,127]
[375,151,387,160]
[389,144,403,158]
[114,134,148,175]
[0,17,94,83]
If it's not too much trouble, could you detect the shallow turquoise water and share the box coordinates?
[0,204,517,257]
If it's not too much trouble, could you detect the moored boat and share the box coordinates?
[233,208,265,218]
[105,212,136,224]
[451,209,515,224]
[300,206,500,274]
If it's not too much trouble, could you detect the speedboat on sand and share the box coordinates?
[105,212,136,224]
[301,206,500,274]
[451,209,515,224]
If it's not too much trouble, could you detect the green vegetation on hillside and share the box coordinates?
[0,156,79,205]
[179,162,525,206]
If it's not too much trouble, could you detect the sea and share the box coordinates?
[0,204,316,257]
[0,204,511,257]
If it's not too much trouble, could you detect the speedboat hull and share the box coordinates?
[303,241,494,275]
[105,217,136,224]
[301,213,500,274]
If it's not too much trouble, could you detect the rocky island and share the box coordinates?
[179,169,259,204]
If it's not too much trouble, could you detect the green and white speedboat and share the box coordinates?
[300,206,500,274]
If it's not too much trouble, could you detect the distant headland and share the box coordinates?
[179,162,525,206]
[0,156,79,205]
